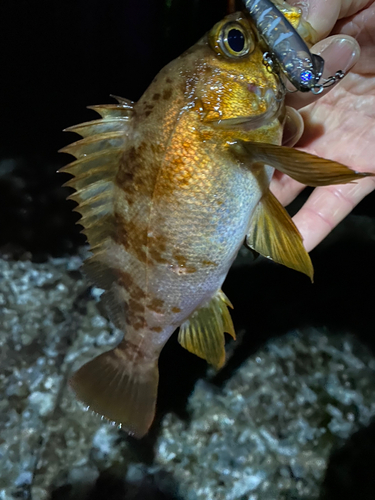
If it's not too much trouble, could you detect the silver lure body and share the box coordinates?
[244,0,324,92]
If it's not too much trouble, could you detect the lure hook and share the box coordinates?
[310,70,345,94]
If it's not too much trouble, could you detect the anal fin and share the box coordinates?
[178,290,235,370]
[246,190,314,280]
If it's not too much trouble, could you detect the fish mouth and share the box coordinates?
[211,87,284,131]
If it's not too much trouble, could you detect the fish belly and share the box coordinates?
[142,148,273,344]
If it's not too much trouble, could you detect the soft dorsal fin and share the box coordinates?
[178,290,235,370]
[246,190,314,281]
[59,98,133,258]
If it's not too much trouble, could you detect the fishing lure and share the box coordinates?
[244,0,345,93]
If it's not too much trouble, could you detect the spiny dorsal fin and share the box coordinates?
[64,118,129,138]
[87,102,134,119]
[59,98,133,256]
[246,190,314,281]
[178,290,235,369]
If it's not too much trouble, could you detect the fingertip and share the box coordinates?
[285,35,360,110]
[312,35,361,74]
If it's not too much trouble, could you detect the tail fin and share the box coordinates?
[69,345,159,438]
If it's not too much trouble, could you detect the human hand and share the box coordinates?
[270,0,375,252]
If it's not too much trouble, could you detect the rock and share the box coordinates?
[1,247,375,500]
[153,330,375,500]
[0,254,130,500]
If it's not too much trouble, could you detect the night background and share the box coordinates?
[1,1,375,499]
[0,0,229,258]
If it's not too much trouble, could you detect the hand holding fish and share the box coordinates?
[271,0,375,251]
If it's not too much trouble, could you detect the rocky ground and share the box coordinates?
[1,211,375,499]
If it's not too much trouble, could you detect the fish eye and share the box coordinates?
[227,28,245,52]
[220,22,254,58]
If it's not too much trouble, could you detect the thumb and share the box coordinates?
[287,0,372,39]
[285,34,360,109]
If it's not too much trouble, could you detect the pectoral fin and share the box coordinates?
[232,141,373,186]
[247,190,314,281]
[178,290,235,370]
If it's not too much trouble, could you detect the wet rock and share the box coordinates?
[154,330,375,500]
[1,253,375,500]
[0,254,130,500]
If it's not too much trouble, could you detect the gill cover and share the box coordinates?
[207,13,283,129]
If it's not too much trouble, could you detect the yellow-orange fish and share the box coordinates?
[61,10,371,437]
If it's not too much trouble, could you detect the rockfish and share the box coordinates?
[61,11,370,437]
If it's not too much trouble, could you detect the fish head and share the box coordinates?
[184,12,286,143]
[138,12,285,145]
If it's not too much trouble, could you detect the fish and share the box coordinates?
[60,10,372,438]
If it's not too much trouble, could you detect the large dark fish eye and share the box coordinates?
[227,29,245,53]
[220,22,254,58]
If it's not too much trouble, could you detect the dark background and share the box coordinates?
[0,0,229,258]
[1,0,374,258]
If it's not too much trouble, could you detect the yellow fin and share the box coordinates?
[59,97,133,256]
[178,290,235,370]
[247,190,314,281]
[233,141,373,186]
[60,149,123,178]
[70,342,158,438]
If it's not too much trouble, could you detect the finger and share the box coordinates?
[292,177,375,252]
[270,172,305,206]
[333,2,375,38]
[287,0,371,38]
[336,0,375,19]
[332,3,375,75]
[273,107,306,205]
[282,106,304,147]
[285,34,360,110]
[287,0,340,38]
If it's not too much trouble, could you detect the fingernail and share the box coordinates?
[315,36,360,74]
[282,107,304,147]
